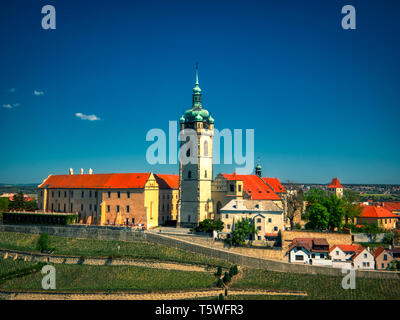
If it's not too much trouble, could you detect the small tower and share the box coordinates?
[327,177,343,198]
[255,160,262,177]
[178,64,214,227]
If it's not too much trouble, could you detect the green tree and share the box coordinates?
[216,266,222,277]
[0,197,9,212]
[224,218,257,247]
[24,199,38,212]
[286,186,304,230]
[307,203,329,230]
[325,194,345,231]
[304,188,327,207]
[195,219,224,233]
[37,233,52,252]
[343,189,362,224]
[8,192,25,211]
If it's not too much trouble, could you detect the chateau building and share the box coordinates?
[155,174,179,225]
[212,173,283,220]
[178,67,214,227]
[37,172,177,229]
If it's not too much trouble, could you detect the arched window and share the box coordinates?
[203,140,208,156]
[188,170,192,179]
[186,148,190,157]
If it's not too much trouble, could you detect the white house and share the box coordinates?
[329,244,375,270]
[287,238,332,266]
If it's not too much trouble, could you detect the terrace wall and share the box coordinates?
[0,223,398,279]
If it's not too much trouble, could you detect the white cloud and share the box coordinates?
[75,113,101,121]
[34,90,44,96]
[2,104,13,109]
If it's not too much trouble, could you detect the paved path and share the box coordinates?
[1,249,216,273]
[0,289,307,300]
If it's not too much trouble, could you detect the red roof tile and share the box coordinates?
[360,205,399,219]
[154,174,179,189]
[383,202,400,212]
[372,246,387,258]
[222,174,281,200]
[329,244,364,253]
[262,177,286,193]
[38,173,152,189]
[328,177,343,189]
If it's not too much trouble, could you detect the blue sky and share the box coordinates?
[0,0,399,184]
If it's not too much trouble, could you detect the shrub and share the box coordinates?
[36,233,51,252]
[216,266,222,277]
[223,272,231,284]
[294,223,301,230]
[218,293,224,300]
[216,278,223,288]
[195,219,224,233]
[232,265,239,276]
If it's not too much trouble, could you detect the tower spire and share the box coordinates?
[195,62,199,85]
[192,62,202,109]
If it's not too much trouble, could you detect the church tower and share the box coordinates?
[178,65,214,227]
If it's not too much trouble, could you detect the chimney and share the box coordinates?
[80,168,84,175]
[88,168,93,175]
[69,168,74,175]
[367,246,370,252]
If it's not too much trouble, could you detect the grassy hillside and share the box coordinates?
[0,232,231,268]
[0,259,216,292]
[232,268,400,300]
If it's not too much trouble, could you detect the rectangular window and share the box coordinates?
[70,203,73,212]
[116,205,120,212]
[257,218,261,223]
[230,184,234,192]
[89,191,92,198]
[127,192,130,198]
[268,218,272,223]
[238,185,242,192]
[81,204,84,211]
[117,192,120,198]
[225,214,229,218]
[364,253,367,258]
[295,255,304,261]
[382,263,384,268]
[274,226,278,231]
[81,191,84,198]
[71,191,74,198]
[107,205,110,212]
[89,204,92,211]
[52,191,54,197]
[64,191,67,197]
[257,226,261,231]
[227,224,231,230]
[58,191,61,197]
[126,205,130,213]
[94,204,97,212]
[383,254,387,261]
[108,191,111,198]
[95,191,98,198]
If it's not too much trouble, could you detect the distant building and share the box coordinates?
[327,177,343,198]
[357,205,399,230]
[287,238,331,266]
[0,193,32,202]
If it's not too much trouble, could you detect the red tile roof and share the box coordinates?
[328,177,343,189]
[38,173,152,189]
[154,174,179,189]
[262,177,286,193]
[372,246,387,258]
[329,244,364,253]
[360,205,399,219]
[288,238,329,252]
[222,173,281,200]
[383,202,400,212]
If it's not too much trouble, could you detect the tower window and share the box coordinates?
[188,171,192,179]
[205,170,207,178]
[203,140,208,156]
[186,148,190,157]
